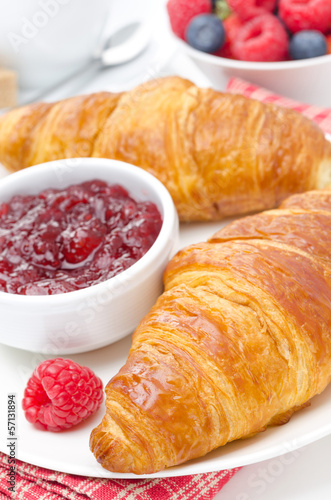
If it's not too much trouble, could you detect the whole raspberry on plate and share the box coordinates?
[227,0,277,20]
[22,358,103,431]
[232,13,289,61]
[166,0,212,40]
[279,0,331,34]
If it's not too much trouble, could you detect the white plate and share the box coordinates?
[0,169,331,478]
[1,294,331,480]
[1,65,331,476]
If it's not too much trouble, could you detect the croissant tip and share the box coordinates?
[89,424,147,474]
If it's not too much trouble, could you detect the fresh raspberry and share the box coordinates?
[232,14,289,61]
[278,0,331,34]
[22,358,103,431]
[327,0,331,31]
[214,13,243,57]
[166,0,212,40]
[227,0,277,20]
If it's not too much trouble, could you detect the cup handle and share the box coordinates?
[99,17,153,67]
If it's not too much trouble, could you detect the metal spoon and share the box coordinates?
[96,21,152,66]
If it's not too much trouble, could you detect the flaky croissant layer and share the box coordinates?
[0,77,331,221]
[90,188,331,474]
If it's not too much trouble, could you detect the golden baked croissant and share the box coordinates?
[90,187,331,475]
[0,76,331,221]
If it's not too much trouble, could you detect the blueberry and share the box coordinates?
[289,30,327,60]
[185,14,225,54]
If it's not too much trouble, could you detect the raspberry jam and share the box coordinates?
[0,180,162,295]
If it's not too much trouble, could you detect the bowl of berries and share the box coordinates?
[0,158,179,354]
[166,0,331,107]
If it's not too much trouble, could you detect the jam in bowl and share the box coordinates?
[0,158,179,354]
[0,180,162,295]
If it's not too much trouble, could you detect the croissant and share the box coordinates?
[90,187,331,475]
[0,76,331,221]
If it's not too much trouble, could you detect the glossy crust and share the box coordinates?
[90,188,331,474]
[0,77,331,221]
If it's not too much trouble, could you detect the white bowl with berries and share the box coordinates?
[0,158,179,354]
[167,0,331,107]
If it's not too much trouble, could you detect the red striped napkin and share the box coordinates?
[0,451,239,500]
[226,77,331,135]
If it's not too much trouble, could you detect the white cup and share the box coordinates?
[0,0,114,90]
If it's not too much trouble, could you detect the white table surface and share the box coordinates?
[215,434,331,500]
[9,0,331,498]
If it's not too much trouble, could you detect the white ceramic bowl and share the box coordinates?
[175,36,331,108]
[0,158,179,354]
